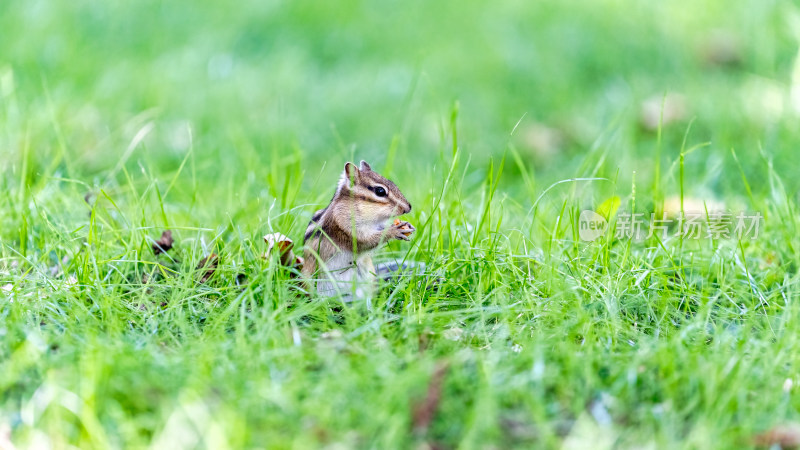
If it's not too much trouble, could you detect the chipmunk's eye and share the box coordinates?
[373,186,387,197]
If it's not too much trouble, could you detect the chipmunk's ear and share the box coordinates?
[359,160,372,172]
[343,162,360,186]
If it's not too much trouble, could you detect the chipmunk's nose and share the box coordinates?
[405,203,412,214]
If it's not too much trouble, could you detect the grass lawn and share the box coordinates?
[2,0,800,448]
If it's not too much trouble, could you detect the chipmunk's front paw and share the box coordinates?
[389,219,415,241]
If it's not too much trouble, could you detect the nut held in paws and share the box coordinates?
[394,219,416,237]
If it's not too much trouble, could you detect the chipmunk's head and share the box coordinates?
[338,160,412,219]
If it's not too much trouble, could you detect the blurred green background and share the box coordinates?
[3,1,800,447]
[2,0,799,211]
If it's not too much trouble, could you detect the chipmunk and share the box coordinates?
[302,160,415,299]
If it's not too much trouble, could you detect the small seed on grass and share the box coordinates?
[197,254,218,283]
[152,230,174,255]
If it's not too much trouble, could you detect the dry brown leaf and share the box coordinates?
[442,327,464,342]
[0,422,15,450]
[519,122,565,160]
[753,423,800,449]
[263,233,302,268]
[562,412,617,450]
[700,30,742,67]
[197,254,218,283]
[418,329,435,353]
[152,230,174,256]
[411,362,450,434]
[640,94,687,131]
[662,196,725,220]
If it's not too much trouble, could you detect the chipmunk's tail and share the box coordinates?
[375,260,426,281]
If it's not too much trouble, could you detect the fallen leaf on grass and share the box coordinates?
[700,30,742,68]
[412,362,450,434]
[197,254,218,283]
[0,422,15,450]
[418,329,435,353]
[263,233,303,268]
[640,93,687,131]
[753,423,800,449]
[518,121,565,161]
[152,230,175,255]
[662,196,725,220]
[562,412,616,450]
[317,329,348,352]
[442,327,464,342]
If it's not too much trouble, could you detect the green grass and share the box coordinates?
[2,0,800,448]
